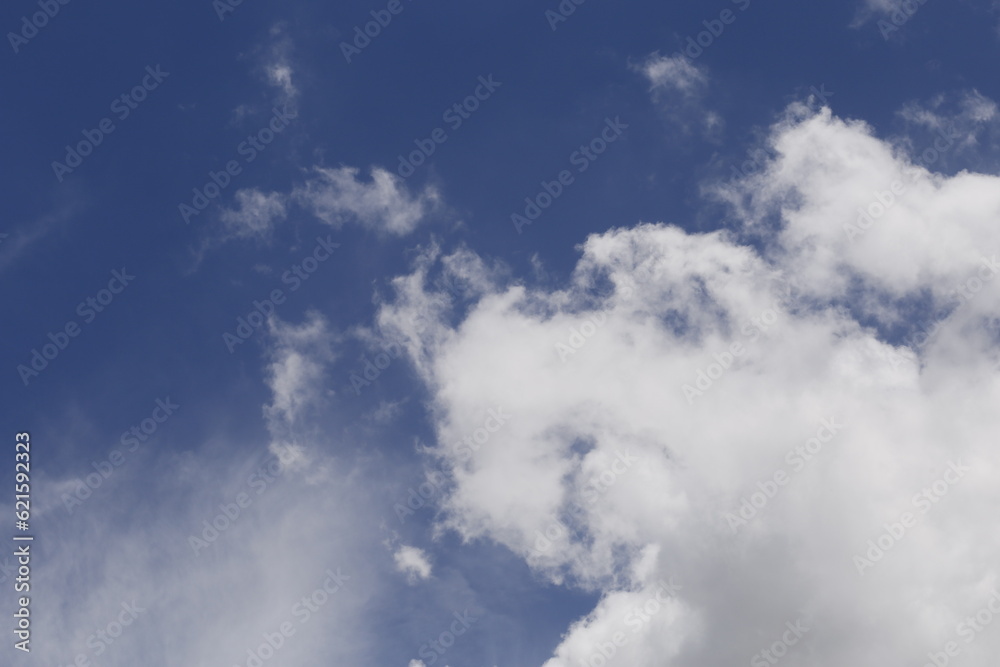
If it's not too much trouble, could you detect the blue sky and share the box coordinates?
[4,0,1000,666]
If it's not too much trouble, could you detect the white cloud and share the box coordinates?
[220,189,288,240]
[394,545,433,583]
[896,90,1000,164]
[231,23,300,124]
[263,23,299,111]
[208,165,440,252]
[634,52,720,140]
[262,313,338,476]
[264,313,333,423]
[899,90,998,129]
[20,315,385,667]
[267,62,297,105]
[376,103,1000,666]
[716,102,1000,303]
[638,53,708,96]
[294,166,440,236]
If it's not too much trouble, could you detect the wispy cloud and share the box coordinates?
[220,189,288,241]
[294,166,441,236]
[634,52,722,139]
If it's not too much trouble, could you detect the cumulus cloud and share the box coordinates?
[375,103,1000,666]
[394,545,433,583]
[220,189,288,241]
[716,102,1000,305]
[294,166,440,236]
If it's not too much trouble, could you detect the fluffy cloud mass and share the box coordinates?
[376,103,1000,666]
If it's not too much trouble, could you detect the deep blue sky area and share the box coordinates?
[2,0,999,665]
